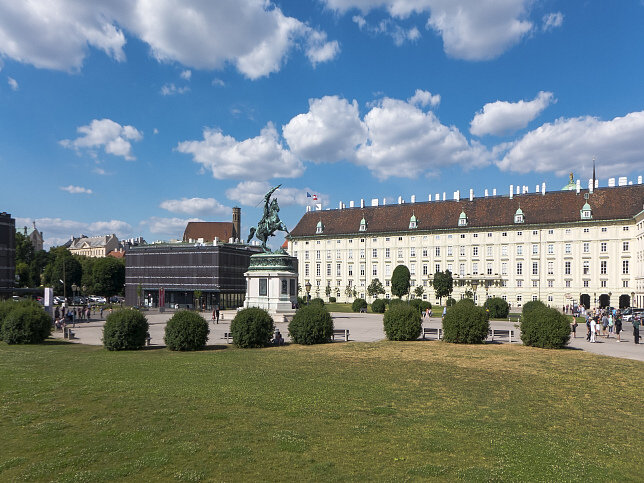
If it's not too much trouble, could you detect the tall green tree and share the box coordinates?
[391,265,411,299]
[91,257,125,297]
[367,278,385,299]
[43,247,82,295]
[433,270,454,305]
[15,232,34,265]
[414,285,424,299]
[29,250,51,287]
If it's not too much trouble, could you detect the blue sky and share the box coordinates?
[1,1,644,249]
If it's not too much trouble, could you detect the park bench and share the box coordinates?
[421,327,443,340]
[332,329,350,341]
[63,327,75,339]
[488,328,515,342]
[144,335,152,346]
[223,332,233,343]
[359,307,367,313]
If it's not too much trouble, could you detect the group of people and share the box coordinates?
[575,307,641,344]
[211,305,220,324]
[53,305,113,330]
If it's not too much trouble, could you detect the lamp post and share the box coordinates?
[471,279,478,305]
[305,281,311,305]
[631,291,635,309]
[71,283,78,304]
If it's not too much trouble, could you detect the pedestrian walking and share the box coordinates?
[615,312,623,342]
[212,309,217,324]
[215,304,220,324]
[571,318,578,338]
[632,315,641,344]
[590,317,597,343]
[442,306,447,320]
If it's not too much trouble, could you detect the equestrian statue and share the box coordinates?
[247,184,289,252]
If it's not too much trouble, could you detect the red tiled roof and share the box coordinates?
[183,222,235,242]
[107,249,125,259]
[289,185,644,237]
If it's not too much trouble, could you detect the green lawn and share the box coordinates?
[0,341,642,481]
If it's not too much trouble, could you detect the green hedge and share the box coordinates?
[383,304,421,341]
[1,306,51,344]
[442,300,489,344]
[484,297,509,318]
[520,306,571,349]
[522,300,547,318]
[310,297,325,307]
[103,309,149,351]
[371,299,386,313]
[164,310,210,351]
[328,296,336,303]
[230,308,274,348]
[446,298,457,307]
[288,306,333,345]
[352,298,367,312]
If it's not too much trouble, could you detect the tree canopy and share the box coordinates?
[391,265,411,298]
[433,270,453,304]
[367,278,385,299]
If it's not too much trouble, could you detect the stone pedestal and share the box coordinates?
[244,251,298,322]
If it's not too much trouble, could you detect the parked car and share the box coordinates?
[71,296,87,305]
[109,296,124,304]
[622,307,644,322]
[54,296,66,305]
[89,295,107,304]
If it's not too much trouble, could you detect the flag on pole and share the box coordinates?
[306,192,311,198]
[312,194,318,201]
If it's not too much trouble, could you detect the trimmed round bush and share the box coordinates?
[352,298,367,312]
[383,304,422,341]
[371,298,386,313]
[442,300,489,344]
[230,307,274,348]
[1,306,51,344]
[388,298,405,308]
[520,306,571,349]
[310,297,325,307]
[521,300,547,317]
[103,309,149,351]
[328,296,336,303]
[409,299,432,315]
[484,297,509,318]
[164,310,210,351]
[288,305,333,345]
[446,298,457,307]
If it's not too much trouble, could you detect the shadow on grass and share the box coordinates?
[42,338,76,346]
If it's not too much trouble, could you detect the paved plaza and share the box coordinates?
[51,309,644,361]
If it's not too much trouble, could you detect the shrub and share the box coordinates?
[383,304,421,341]
[297,296,307,307]
[103,309,149,351]
[310,297,325,307]
[409,298,422,311]
[230,307,274,348]
[484,297,509,318]
[446,298,457,307]
[329,296,336,303]
[409,299,432,315]
[371,298,386,313]
[391,265,411,298]
[520,306,571,349]
[352,298,367,312]
[164,310,210,351]
[1,306,51,344]
[0,299,41,340]
[288,306,333,345]
[388,298,406,308]
[522,300,547,317]
[442,300,489,344]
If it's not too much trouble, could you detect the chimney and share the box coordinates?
[588,179,594,194]
[382,198,386,205]
[435,193,440,201]
[535,185,540,193]
[411,195,416,203]
[618,176,627,186]
[442,192,446,201]
[595,179,598,188]
[339,201,343,209]
[232,206,241,241]
[576,179,581,194]
[360,199,365,208]
[349,200,354,208]
[541,182,545,195]
[306,205,311,212]
[493,188,497,196]
[398,196,403,204]
[454,191,460,202]
[428,194,432,202]
[371,198,379,207]
[509,185,513,199]
[484,189,489,197]
[469,188,474,201]
[638,176,642,184]
[608,177,615,187]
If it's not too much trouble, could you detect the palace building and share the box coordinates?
[287,178,644,310]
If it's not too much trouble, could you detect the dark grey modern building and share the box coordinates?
[125,242,261,309]
[0,212,16,299]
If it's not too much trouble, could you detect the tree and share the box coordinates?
[91,257,125,297]
[325,284,331,299]
[414,286,424,299]
[15,232,34,265]
[433,270,453,305]
[367,278,385,299]
[391,265,411,298]
[193,290,202,308]
[464,289,473,299]
[29,249,51,287]
[43,247,82,295]
[344,285,353,300]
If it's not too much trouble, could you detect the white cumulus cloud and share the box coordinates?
[542,12,564,31]
[496,110,644,176]
[141,216,203,237]
[226,181,326,207]
[60,185,93,194]
[14,217,132,249]
[160,197,230,218]
[324,0,533,60]
[60,118,143,160]
[176,123,304,181]
[160,83,190,96]
[470,91,555,137]
[283,96,367,163]
[180,69,192,80]
[7,76,18,90]
[408,89,440,108]
[0,1,338,78]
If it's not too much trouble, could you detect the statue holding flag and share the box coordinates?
[247,184,289,252]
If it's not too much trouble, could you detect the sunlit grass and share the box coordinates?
[0,340,642,481]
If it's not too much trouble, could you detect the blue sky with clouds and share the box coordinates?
[1,1,644,249]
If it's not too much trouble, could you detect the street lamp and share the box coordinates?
[71,283,78,304]
[631,291,635,308]
[471,279,478,304]
[305,281,312,305]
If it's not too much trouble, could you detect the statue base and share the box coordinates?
[244,252,298,322]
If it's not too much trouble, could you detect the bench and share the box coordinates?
[63,327,75,339]
[223,332,233,343]
[421,327,443,340]
[144,336,152,346]
[359,307,367,313]
[488,328,515,342]
[332,329,350,341]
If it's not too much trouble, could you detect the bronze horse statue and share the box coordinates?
[247,185,289,252]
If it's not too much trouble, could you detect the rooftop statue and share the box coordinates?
[247,185,289,252]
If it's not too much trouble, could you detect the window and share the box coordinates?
[435,264,440,273]
[601,227,607,233]
[316,250,320,259]
[601,280,607,287]
[623,226,629,231]
[517,280,522,287]
[532,230,538,235]
[583,280,589,287]
[447,263,453,272]
[473,233,478,238]
[623,260,629,274]
[423,264,428,275]
[623,241,629,251]
[305,264,310,276]
[516,245,523,256]
[305,251,309,260]
[460,234,465,239]
[583,261,589,275]
[385,237,390,242]
[327,250,331,259]
[517,295,522,302]
[532,295,538,301]
[517,231,522,236]
[601,242,607,252]
[565,243,571,254]
[398,237,403,242]
[600,261,607,275]
[548,244,554,254]
[473,262,478,275]
[348,265,353,276]
[372,248,378,258]
[473,246,478,256]
[487,246,493,257]
[435,247,441,257]
[532,244,538,255]
[516,262,522,275]
[385,248,390,258]
[316,264,321,276]
[360,249,365,259]
[548,280,553,288]
[548,229,554,235]
[460,246,466,256]
[488,232,493,237]
[583,228,589,233]
[397,248,403,259]
[447,246,453,257]
[459,263,465,276]
[327,264,331,276]
[501,245,508,256]
[336,250,341,258]
[422,248,428,257]
[410,247,416,257]
[372,264,378,276]
[502,232,507,237]
[565,261,571,275]
[548,295,553,302]
[487,263,493,275]
[583,242,589,253]
[532,262,538,275]
[502,262,508,275]
[623,280,629,288]
[565,228,571,235]
[336,264,341,277]
[566,280,571,287]
[385,265,391,276]
[348,250,353,259]
[410,264,416,275]
[548,262,554,275]
[360,264,365,276]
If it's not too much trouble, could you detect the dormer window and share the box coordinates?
[514,207,524,224]
[409,213,418,229]
[316,220,324,234]
[580,202,592,220]
[359,216,367,232]
[458,211,468,227]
